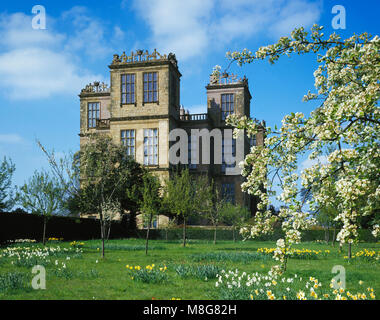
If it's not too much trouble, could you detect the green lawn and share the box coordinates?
[0,238,379,300]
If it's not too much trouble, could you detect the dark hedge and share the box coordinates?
[0,212,376,244]
[149,227,377,243]
[0,212,132,244]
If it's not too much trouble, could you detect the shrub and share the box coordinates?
[76,269,99,279]
[126,264,168,283]
[70,241,85,248]
[174,264,221,280]
[53,267,74,279]
[0,272,29,292]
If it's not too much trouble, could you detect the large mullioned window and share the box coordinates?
[221,183,235,204]
[221,93,234,120]
[121,129,135,159]
[222,137,236,173]
[121,74,135,104]
[144,128,158,165]
[143,72,158,103]
[88,102,100,128]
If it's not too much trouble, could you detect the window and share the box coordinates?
[144,216,158,229]
[121,74,135,104]
[144,128,158,165]
[221,183,235,204]
[250,135,257,148]
[222,137,236,173]
[121,130,135,158]
[88,102,100,128]
[143,72,158,103]
[221,93,234,120]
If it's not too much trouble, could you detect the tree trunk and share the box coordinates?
[332,228,336,247]
[101,222,105,258]
[282,240,288,273]
[213,225,217,245]
[165,229,168,241]
[146,213,152,255]
[348,242,352,259]
[42,216,47,246]
[325,227,330,244]
[232,228,236,242]
[106,222,111,241]
[99,214,105,258]
[183,218,186,247]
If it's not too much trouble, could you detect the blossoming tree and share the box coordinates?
[224,25,379,274]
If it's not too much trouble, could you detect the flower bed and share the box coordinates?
[215,269,376,300]
[344,249,380,263]
[257,247,330,259]
[126,264,168,283]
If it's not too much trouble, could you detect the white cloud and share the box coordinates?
[132,0,212,60]
[268,0,322,37]
[132,0,322,60]
[0,134,24,144]
[61,6,112,60]
[0,11,105,100]
[113,26,125,41]
[0,48,101,99]
[0,13,65,50]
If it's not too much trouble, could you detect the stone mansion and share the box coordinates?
[79,49,264,216]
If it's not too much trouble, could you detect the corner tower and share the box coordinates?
[108,49,181,119]
[206,72,251,127]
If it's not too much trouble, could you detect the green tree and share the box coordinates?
[132,172,162,255]
[164,169,207,247]
[220,202,251,242]
[203,182,224,244]
[161,218,177,241]
[0,157,16,212]
[17,170,65,245]
[69,135,145,258]
[38,138,145,232]
[317,206,340,244]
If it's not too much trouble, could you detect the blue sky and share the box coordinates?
[1,0,379,203]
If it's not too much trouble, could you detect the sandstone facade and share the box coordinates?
[79,49,265,222]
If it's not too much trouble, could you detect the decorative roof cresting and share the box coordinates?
[111,49,178,68]
[81,81,110,94]
[209,66,248,86]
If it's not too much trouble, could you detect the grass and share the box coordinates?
[0,238,379,300]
